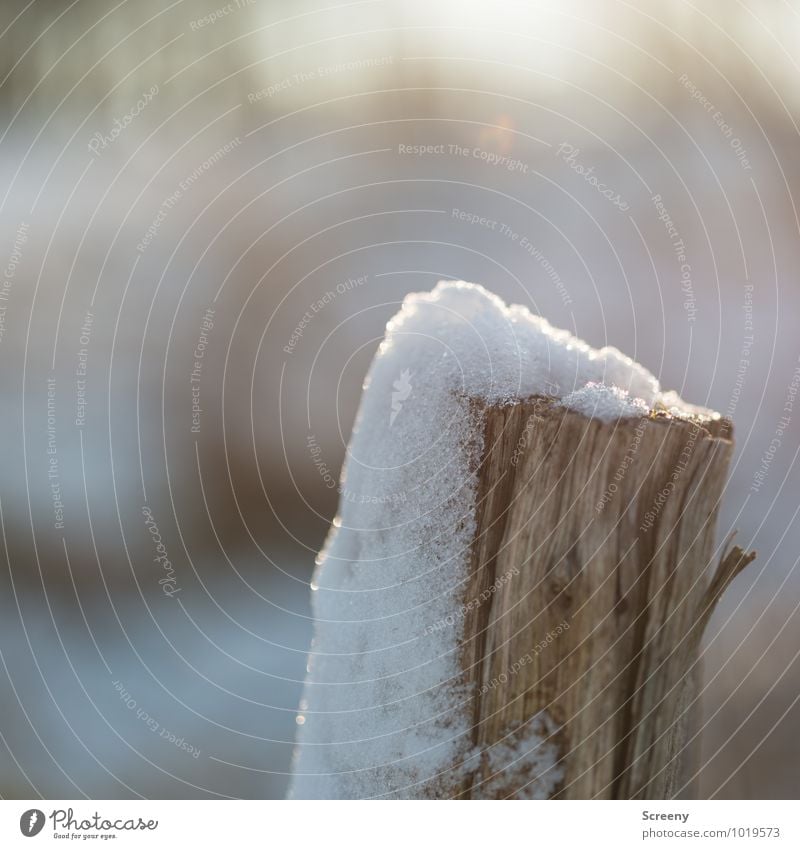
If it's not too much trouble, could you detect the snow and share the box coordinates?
[289,280,715,799]
[559,382,651,420]
[479,712,563,799]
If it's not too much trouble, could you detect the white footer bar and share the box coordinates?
[1,799,796,847]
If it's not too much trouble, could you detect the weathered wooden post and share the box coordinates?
[290,281,755,800]
[459,399,754,798]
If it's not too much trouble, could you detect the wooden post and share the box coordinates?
[456,397,755,799]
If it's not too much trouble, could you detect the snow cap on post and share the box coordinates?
[290,281,741,799]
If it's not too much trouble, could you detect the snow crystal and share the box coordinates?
[559,381,650,421]
[479,712,564,799]
[290,280,714,799]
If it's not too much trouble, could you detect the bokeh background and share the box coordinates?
[0,0,798,799]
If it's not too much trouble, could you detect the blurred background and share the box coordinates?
[0,0,798,799]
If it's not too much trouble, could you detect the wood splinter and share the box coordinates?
[458,397,756,799]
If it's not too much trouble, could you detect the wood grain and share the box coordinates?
[455,397,755,799]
